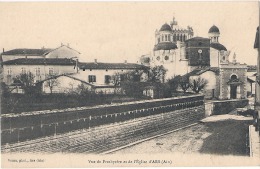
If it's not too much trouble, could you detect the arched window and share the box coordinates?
[183,35,186,41]
[177,34,179,41]
[165,35,167,41]
[158,38,160,43]
[173,34,176,42]
[162,35,164,42]
[168,34,171,41]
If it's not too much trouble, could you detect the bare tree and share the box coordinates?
[179,77,190,93]
[45,74,60,94]
[189,77,208,93]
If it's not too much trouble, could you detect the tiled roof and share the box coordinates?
[36,73,94,86]
[3,58,76,65]
[247,65,257,71]
[78,62,148,70]
[43,45,80,55]
[153,42,178,51]
[210,43,227,51]
[182,67,219,80]
[2,48,52,56]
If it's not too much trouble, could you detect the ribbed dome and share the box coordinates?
[160,23,172,32]
[153,42,177,51]
[208,25,220,33]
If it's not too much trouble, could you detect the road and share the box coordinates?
[112,114,253,156]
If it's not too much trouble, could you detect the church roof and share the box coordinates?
[182,67,219,80]
[153,42,177,51]
[254,26,259,49]
[210,43,227,51]
[208,25,220,33]
[2,48,52,56]
[160,23,172,32]
[3,58,76,65]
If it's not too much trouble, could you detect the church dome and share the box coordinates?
[210,42,227,51]
[208,25,220,33]
[160,23,172,32]
[153,42,177,51]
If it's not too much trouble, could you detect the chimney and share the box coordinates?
[2,48,4,53]
[124,60,127,64]
[94,59,97,64]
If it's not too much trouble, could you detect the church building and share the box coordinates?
[140,17,248,100]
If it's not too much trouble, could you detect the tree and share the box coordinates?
[167,75,181,93]
[189,77,208,93]
[13,72,35,95]
[148,65,167,83]
[111,70,147,95]
[179,77,190,93]
[45,74,60,94]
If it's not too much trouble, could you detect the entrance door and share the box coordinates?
[230,85,237,99]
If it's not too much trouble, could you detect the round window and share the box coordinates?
[165,56,169,60]
[156,56,160,61]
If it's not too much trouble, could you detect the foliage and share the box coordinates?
[111,70,148,95]
[167,75,181,92]
[189,77,208,93]
[1,82,10,96]
[179,77,190,93]
[148,65,167,83]
[12,72,38,95]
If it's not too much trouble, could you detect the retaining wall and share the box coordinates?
[205,99,248,116]
[1,95,205,145]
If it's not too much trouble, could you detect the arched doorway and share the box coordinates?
[230,85,237,99]
[230,75,238,99]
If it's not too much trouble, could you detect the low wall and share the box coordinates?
[2,105,205,154]
[1,95,205,145]
[205,99,248,116]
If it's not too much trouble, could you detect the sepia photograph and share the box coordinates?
[0,1,259,168]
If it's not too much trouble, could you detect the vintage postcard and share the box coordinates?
[0,1,260,168]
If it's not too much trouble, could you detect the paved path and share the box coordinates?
[112,114,253,156]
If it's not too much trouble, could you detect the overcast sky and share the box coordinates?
[0,2,259,65]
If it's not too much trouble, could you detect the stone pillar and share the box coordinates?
[237,85,241,99]
[227,85,230,99]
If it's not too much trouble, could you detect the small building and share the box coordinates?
[218,54,247,100]
[184,67,219,99]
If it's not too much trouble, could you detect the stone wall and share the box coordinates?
[206,99,248,116]
[2,105,205,154]
[1,95,205,145]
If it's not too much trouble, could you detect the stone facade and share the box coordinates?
[219,61,247,99]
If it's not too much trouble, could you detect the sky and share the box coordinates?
[0,2,259,65]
